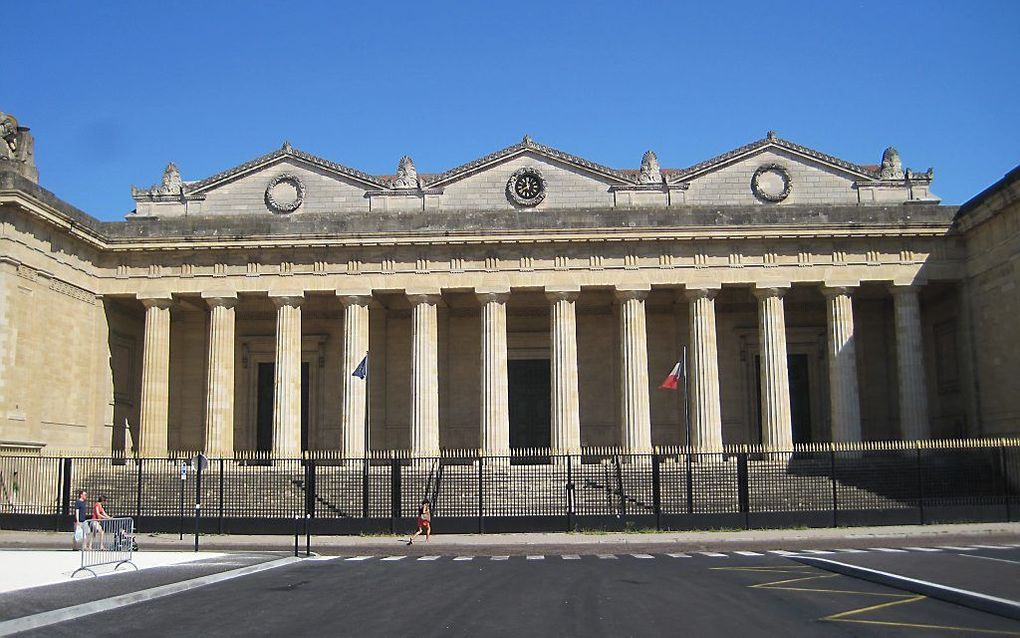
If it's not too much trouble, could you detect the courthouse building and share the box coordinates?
[1,113,1018,459]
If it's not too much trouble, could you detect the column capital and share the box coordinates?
[201,291,238,309]
[137,293,173,310]
[821,285,857,299]
[407,291,443,306]
[545,286,580,303]
[336,291,373,307]
[683,286,719,301]
[888,283,923,297]
[476,290,510,305]
[614,284,650,302]
[269,291,304,308]
[752,286,788,300]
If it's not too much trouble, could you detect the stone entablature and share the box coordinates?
[128,133,939,219]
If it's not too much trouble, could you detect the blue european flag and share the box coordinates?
[352,354,368,379]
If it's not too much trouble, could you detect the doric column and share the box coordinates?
[546,287,581,455]
[138,295,173,456]
[478,288,510,456]
[823,286,862,442]
[338,291,371,458]
[891,284,930,440]
[409,292,441,457]
[616,287,652,454]
[754,287,793,450]
[684,287,723,452]
[270,292,303,457]
[202,292,237,457]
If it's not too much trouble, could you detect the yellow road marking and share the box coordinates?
[826,595,1020,636]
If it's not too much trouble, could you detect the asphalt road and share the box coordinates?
[20,551,1020,637]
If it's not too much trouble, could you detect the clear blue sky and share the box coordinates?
[8,1,1019,220]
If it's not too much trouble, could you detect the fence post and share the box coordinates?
[58,457,72,531]
[685,451,694,516]
[652,454,661,531]
[829,449,838,527]
[390,457,401,533]
[304,459,316,519]
[477,455,484,534]
[218,458,225,534]
[135,457,143,521]
[737,452,750,530]
[999,446,1012,522]
[614,455,626,519]
[362,457,369,519]
[916,446,926,525]
[566,454,574,532]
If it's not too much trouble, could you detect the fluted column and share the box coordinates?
[478,289,510,456]
[891,284,930,440]
[271,293,303,457]
[547,288,581,455]
[616,287,652,454]
[202,293,237,457]
[339,292,371,458]
[409,293,440,457]
[138,295,172,456]
[823,286,862,442]
[684,288,723,452]
[754,287,793,450]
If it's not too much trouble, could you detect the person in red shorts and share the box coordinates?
[407,499,431,545]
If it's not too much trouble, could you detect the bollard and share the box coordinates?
[305,514,311,557]
[294,516,300,557]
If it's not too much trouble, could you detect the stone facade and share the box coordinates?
[0,118,1015,456]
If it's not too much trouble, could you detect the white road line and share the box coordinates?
[453,556,473,561]
[526,555,544,560]
[380,556,406,561]
[957,553,1020,566]
[598,554,618,560]
[734,551,763,556]
[832,549,868,553]
[801,550,836,555]
[631,554,654,559]
[667,553,691,558]
[699,552,728,557]
[346,556,374,561]
[902,547,942,552]
[418,555,441,561]
[767,550,797,556]
[562,555,581,560]
[938,546,979,551]
[972,545,1011,550]
[304,556,339,561]
[869,548,908,553]
[491,556,509,561]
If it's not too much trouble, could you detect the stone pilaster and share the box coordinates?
[138,294,172,456]
[202,293,237,457]
[891,284,930,440]
[684,287,723,452]
[616,287,652,454]
[338,292,371,458]
[271,293,303,457]
[546,287,581,456]
[478,289,510,456]
[409,293,441,457]
[754,287,793,450]
[823,286,862,442]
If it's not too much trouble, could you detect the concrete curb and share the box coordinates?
[0,556,301,636]
[791,555,1020,621]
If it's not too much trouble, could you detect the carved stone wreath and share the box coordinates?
[751,163,793,203]
[506,167,547,207]
[265,174,305,213]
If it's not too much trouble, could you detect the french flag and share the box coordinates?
[659,360,684,390]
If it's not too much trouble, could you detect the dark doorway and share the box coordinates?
[255,361,311,452]
[754,354,813,444]
[508,359,551,450]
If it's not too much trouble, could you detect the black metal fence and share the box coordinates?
[1,442,1018,535]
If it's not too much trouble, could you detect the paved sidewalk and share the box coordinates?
[3,521,1018,555]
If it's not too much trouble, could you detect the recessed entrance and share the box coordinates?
[508,359,551,450]
[255,361,310,452]
[754,354,813,444]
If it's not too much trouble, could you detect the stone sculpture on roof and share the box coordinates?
[0,112,38,183]
[393,155,418,189]
[879,147,905,180]
[638,150,662,185]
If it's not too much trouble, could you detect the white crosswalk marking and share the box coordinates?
[306,556,339,561]
[767,550,797,556]
[869,548,907,553]
[699,552,727,557]
[802,550,836,555]
[526,555,544,560]
[598,554,618,560]
[832,549,868,553]
[938,546,978,551]
[418,555,441,561]
[734,551,763,556]
[562,555,581,560]
[631,554,654,559]
[380,556,406,561]
[346,556,374,561]
[973,544,1010,549]
[453,556,473,561]
[903,547,941,552]
[491,556,509,561]
[667,553,691,558]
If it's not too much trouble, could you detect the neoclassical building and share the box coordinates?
[1,113,1017,458]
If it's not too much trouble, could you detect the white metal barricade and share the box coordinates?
[72,517,137,577]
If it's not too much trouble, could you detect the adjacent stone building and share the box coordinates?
[0,113,1016,457]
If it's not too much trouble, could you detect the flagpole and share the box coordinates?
[681,345,691,450]
[363,352,370,461]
